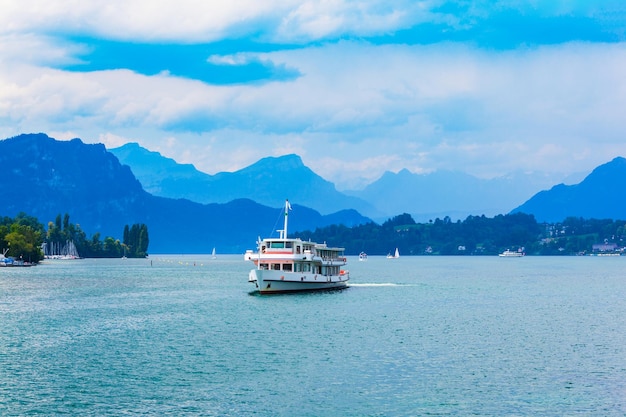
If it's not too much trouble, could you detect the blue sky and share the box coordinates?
[1,1,626,189]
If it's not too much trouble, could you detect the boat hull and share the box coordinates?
[249,269,349,294]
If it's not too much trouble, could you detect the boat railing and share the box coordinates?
[321,255,347,263]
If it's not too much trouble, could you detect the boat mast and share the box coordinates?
[283,199,291,240]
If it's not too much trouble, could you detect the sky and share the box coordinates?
[1,1,626,190]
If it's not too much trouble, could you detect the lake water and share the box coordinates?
[1,255,625,416]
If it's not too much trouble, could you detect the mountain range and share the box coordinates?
[109,142,626,223]
[109,143,378,217]
[111,143,564,222]
[344,169,564,222]
[2,133,625,254]
[0,134,370,253]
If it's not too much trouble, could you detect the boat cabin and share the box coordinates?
[254,237,346,277]
[260,238,315,255]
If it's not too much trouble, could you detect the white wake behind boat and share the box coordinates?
[245,200,349,294]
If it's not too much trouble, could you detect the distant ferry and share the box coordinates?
[499,249,525,257]
[359,252,368,261]
[245,200,349,294]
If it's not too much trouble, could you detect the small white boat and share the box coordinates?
[0,248,12,266]
[499,249,524,257]
[359,252,367,261]
[211,247,217,259]
[245,200,349,294]
[387,248,400,259]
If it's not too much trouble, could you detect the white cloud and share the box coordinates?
[0,34,86,67]
[207,53,253,66]
[98,132,133,148]
[0,0,283,41]
[0,1,442,43]
[3,0,625,49]
[275,0,422,41]
[2,24,626,189]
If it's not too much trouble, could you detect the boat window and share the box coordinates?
[270,242,285,249]
[285,242,292,249]
[260,263,269,270]
[283,264,292,272]
[271,263,280,270]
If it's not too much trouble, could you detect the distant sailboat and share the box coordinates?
[43,240,81,259]
[387,248,400,259]
[211,247,217,259]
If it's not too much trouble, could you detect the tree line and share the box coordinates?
[296,213,626,256]
[1,212,149,262]
[4,210,624,260]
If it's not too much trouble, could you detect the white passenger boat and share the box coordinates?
[245,200,349,294]
[499,249,524,257]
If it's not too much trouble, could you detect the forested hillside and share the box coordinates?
[296,213,626,256]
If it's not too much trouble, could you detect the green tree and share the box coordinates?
[103,237,121,257]
[4,223,44,262]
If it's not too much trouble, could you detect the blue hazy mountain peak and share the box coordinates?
[244,154,305,170]
[348,168,563,222]
[511,156,626,222]
[113,142,200,175]
[110,144,375,216]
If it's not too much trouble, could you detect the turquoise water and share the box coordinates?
[1,255,625,416]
